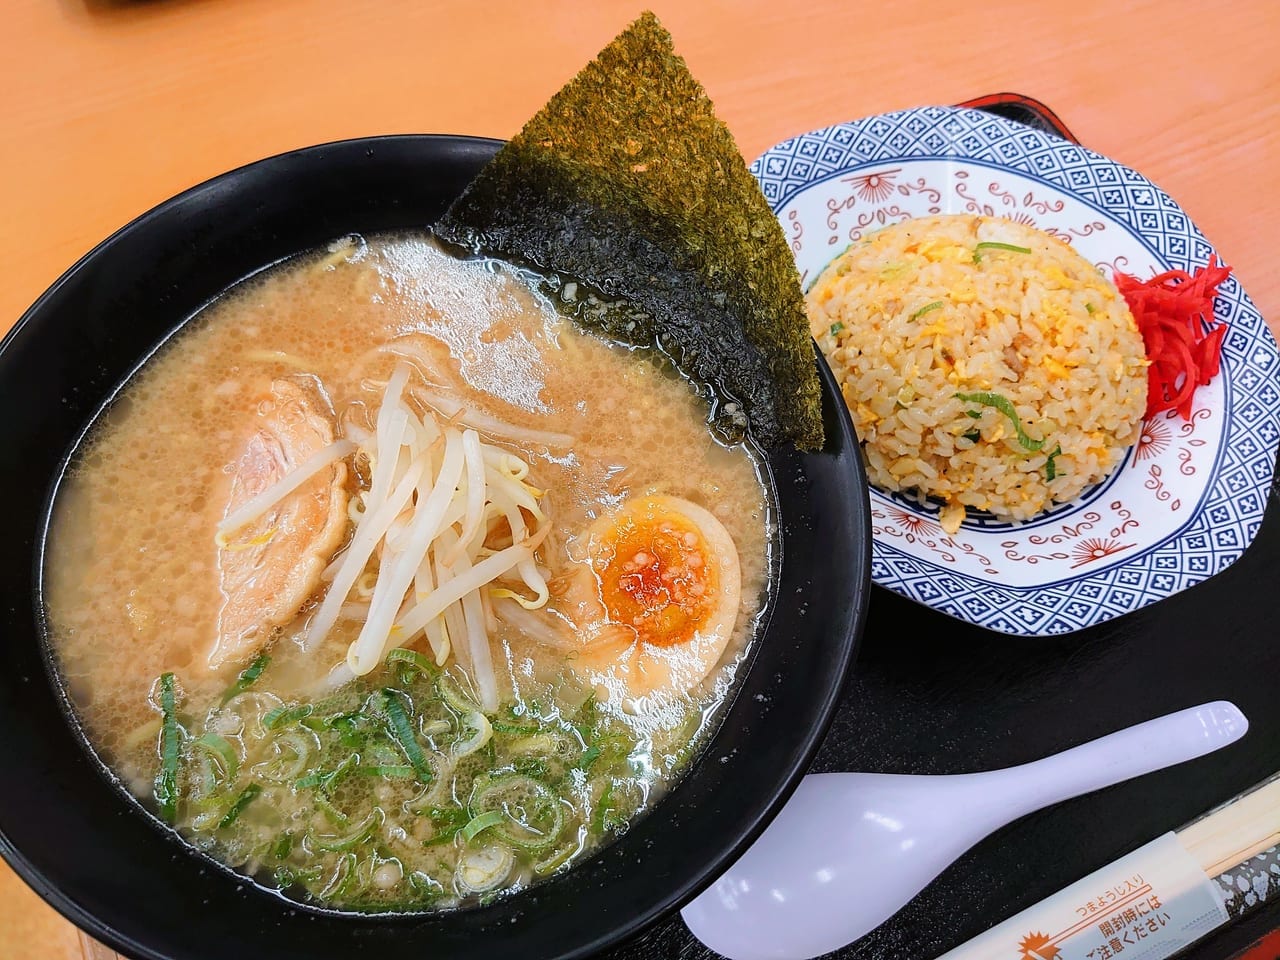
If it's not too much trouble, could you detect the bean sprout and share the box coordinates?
[216,439,356,543]
[411,386,574,450]
[304,364,554,712]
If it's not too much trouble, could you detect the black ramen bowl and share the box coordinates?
[0,136,870,960]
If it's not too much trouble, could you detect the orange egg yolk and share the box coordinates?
[593,509,719,648]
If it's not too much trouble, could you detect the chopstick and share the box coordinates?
[940,773,1280,960]
[1178,774,1280,878]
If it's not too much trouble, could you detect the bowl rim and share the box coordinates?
[0,133,872,959]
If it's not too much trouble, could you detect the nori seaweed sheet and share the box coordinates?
[433,11,823,451]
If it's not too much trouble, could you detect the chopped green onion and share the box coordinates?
[584,733,635,774]
[963,429,982,444]
[263,703,313,730]
[385,647,439,683]
[324,755,358,790]
[311,810,381,852]
[420,807,469,847]
[512,755,551,780]
[191,732,239,780]
[973,241,1032,263]
[593,781,617,835]
[573,695,598,740]
[492,720,541,736]
[365,739,405,767]
[964,410,983,419]
[220,653,270,705]
[315,795,349,827]
[218,784,261,829]
[155,672,181,822]
[533,842,579,876]
[828,321,845,337]
[272,831,294,861]
[405,872,444,905]
[296,753,357,794]
[460,810,505,843]
[405,870,445,903]
[360,764,416,779]
[498,801,564,852]
[470,774,564,852]
[955,392,1047,452]
[423,806,468,825]
[436,671,482,714]
[319,852,359,899]
[326,712,365,750]
[1085,302,1096,314]
[303,710,364,747]
[452,711,494,759]
[1045,445,1064,481]
[379,689,433,783]
[909,300,944,320]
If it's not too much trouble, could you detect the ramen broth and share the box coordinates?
[44,235,771,910]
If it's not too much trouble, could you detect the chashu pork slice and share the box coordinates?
[210,379,349,671]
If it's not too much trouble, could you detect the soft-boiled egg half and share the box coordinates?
[560,495,741,699]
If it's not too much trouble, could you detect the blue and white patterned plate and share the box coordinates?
[751,106,1280,635]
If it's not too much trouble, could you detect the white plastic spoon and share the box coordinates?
[682,700,1248,960]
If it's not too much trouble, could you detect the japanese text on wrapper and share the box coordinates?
[1076,875,1146,918]
[1085,895,1172,958]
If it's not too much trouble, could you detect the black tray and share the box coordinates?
[598,94,1280,960]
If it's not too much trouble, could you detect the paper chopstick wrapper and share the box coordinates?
[939,832,1226,960]
[940,776,1280,960]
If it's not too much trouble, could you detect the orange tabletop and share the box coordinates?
[2,1,1277,958]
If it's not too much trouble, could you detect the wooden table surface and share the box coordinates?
[2,1,1276,958]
